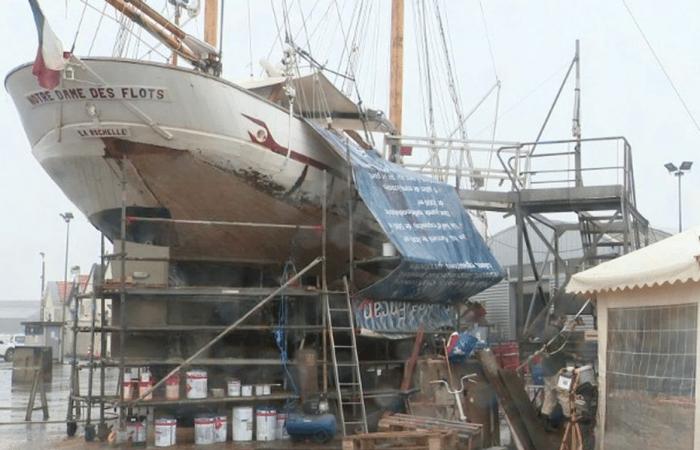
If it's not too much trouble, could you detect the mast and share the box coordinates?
[389,0,404,143]
[204,0,219,48]
[572,39,582,187]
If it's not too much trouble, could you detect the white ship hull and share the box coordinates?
[5,58,381,275]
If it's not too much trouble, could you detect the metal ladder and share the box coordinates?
[325,277,368,435]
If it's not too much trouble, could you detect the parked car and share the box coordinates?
[0,334,25,362]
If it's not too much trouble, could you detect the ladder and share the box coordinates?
[325,277,368,435]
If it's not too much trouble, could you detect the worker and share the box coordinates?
[540,315,572,429]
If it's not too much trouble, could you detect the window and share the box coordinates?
[605,303,697,450]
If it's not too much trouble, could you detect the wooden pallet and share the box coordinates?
[341,430,456,450]
[378,413,484,450]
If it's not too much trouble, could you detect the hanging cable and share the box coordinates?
[622,0,700,134]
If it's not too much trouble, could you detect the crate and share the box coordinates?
[342,430,456,450]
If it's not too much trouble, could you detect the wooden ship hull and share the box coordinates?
[5,58,383,278]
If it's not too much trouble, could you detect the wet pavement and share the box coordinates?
[0,360,120,450]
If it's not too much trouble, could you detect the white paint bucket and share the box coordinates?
[154,417,176,447]
[382,242,397,257]
[263,384,271,395]
[254,384,265,396]
[122,372,133,400]
[186,370,207,399]
[138,380,153,400]
[232,407,254,442]
[256,407,277,441]
[227,379,241,397]
[140,370,152,383]
[126,415,147,444]
[213,415,227,442]
[276,412,289,440]
[194,416,215,445]
[165,373,179,400]
[241,384,253,397]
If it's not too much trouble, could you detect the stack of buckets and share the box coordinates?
[153,408,289,446]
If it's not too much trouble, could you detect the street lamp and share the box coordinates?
[59,211,74,363]
[665,161,692,233]
[39,252,46,319]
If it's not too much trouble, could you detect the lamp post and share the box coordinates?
[59,212,74,363]
[39,252,46,319]
[664,161,693,233]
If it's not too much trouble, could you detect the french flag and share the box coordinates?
[29,0,69,89]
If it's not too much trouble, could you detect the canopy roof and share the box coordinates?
[566,225,700,295]
[237,72,392,132]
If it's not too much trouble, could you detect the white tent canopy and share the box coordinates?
[566,225,700,295]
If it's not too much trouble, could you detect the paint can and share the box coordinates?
[276,412,289,440]
[241,384,253,397]
[165,373,180,400]
[263,384,271,395]
[122,372,133,400]
[576,364,596,386]
[154,417,177,447]
[254,384,267,396]
[382,241,397,257]
[194,415,215,445]
[186,369,208,399]
[227,378,241,397]
[256,407,277,441]
[138,378,153,401]
[213,415,227,442]
[126,415,147,445]
[232,406,254,442]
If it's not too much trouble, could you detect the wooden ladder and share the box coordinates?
[326,277,368,435]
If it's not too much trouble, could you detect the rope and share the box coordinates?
[276,261,300,403]
[622,0,700,134]
[70,0,90,53]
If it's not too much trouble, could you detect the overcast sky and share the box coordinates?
[1,0,698,300]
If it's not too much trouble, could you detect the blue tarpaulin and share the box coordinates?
[308,122,504,334]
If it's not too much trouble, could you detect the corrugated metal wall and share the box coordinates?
[471,280,514,342]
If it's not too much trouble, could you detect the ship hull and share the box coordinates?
[5,58,381,275]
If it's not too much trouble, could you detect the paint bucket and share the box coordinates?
[154,417,177,447]
[254,384,270,396]
[276,412,289,440]
[241,384,253,397]
[263,384,271,395]
[227,378,241,397]
[213,415,227,442]
[139,380,153,401]
[165,373,180,400]
[126,415,147,445]
[186,370,208,399]
[382,242,397,257]
[194,416,215,445]
[232,406,254,442]
[140,370,152,383]
[256,407,277,441]
[122,372,133,400]
[576,364,596,386]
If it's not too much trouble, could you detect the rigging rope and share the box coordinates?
[622,0,700,135]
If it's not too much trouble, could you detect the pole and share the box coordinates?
[677,171,683,233]
[573,39,582,187]
[389,0,404,135]
[204,0,219,48]
[60,217,71,364]
[39,253,46,318]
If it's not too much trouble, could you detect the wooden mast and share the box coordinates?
[389,0,404,136]
[204,0,219,48]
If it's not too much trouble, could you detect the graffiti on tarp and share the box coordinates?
[307,120,504,307]
[353,297,456,337]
